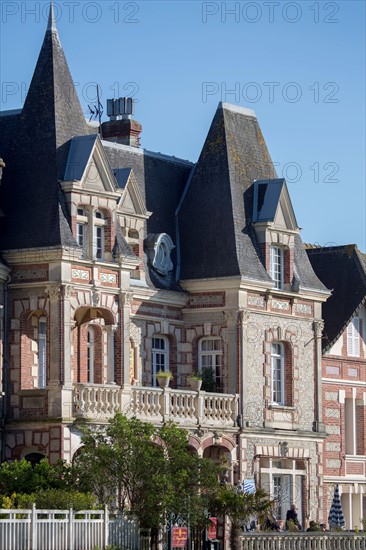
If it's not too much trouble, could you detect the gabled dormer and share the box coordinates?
[253,179,300,291]
[62,135,119,196]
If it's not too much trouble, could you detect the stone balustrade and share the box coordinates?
[74,384,239,427]
[240,533,366,550]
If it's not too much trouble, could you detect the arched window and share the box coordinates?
[271,343,285,404]
[24,453,45,467]
[198,337,223,392]
[152,336,169,387]
[87,327,95,383]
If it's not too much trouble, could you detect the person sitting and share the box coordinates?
[265,515,281,531]
[285,504,302,530]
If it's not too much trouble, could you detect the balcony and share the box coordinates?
[74,384,239,428]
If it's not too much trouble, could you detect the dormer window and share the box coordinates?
[270,245,284,290]
[76,206,109,261]
[94,210,105,260]
[76,208,87,257]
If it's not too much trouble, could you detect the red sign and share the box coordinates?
[208,517,218,540]
[172,526,188,548]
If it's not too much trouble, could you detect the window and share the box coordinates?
[199,338,223,391]
[93,210,105,260]
[260,458,304,523]
[345,397,364,455]
[87,328,94,383]
[271,343,284,405]
[75,207,108,260]
[76,207,87,257]
[38,317,47,389]
[152,336,169,387]
[347,316,360,357]
[270,245,284,290]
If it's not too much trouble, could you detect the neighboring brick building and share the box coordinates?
[307,245,366,529]
[1,2,363,531]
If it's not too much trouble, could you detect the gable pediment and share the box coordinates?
[63,135,118,195]
[117,169,151,219]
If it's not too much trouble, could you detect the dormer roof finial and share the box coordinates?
[47,0,58,33]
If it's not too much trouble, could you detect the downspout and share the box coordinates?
[1,272,11,462]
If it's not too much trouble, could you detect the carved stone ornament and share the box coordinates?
[120,292,133,307]
[314,320,324,338]
[91,289,101,307]
[45,284,60,301]
[61,284,72,299]
[144,233,175,276]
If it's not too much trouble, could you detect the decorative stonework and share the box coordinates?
[45,284,60,301]
[296,302,313,316]
[91,290,100,307]
[100,273,117,284]
[13,267,48,283]
[145,233,175,276]
[72,269,89,280]
[248,294,265,309]
[188,292,225,308]
[271,299,290,311]
[120,292,133,307]
[61,284,72,299]
[314,320,324,338]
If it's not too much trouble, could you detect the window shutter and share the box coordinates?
[347,317,360,357]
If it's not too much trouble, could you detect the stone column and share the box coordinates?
[120,292,133,387]
[119,292,133,412]
[313,320,325,432]
[45,284,61,417]
[60,284,73,420]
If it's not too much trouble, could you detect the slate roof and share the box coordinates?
[64,135,98,181]
[176,103,326,293]
[103,142,192,244]
[114,168,133,189]
[253,179,285,223]
[0,4,89,250]
[306,245,366,352]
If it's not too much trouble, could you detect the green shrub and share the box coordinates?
[16,490,99,511]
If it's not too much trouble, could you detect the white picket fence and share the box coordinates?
[240,532,366,550]
[0,506,140,550]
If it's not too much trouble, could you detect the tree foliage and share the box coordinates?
[74,413,221,528]
[0,458,71,496]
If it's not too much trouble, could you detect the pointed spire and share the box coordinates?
[47,0,58,33]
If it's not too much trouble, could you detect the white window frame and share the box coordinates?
[87,327,95,383]
[38,317,47,389]
[271,342,285,405]
[93,210,106,260]
[347,316,360,357]
[198,337,223,391]
[270,245,284,290]
[76,207,88,258]
[152,336,169,387]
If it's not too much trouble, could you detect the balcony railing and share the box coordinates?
[74,384,239,428]
[239,533,366,550]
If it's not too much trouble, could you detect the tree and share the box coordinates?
[74,413,221,528]
[209,485,274,550]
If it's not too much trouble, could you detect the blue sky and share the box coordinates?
[1,1,365,249]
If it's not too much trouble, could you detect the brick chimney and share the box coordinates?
[101,98,142,148]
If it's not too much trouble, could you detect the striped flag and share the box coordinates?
[243,479,255,494]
